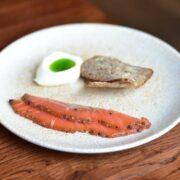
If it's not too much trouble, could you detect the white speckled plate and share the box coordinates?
[0,23,179,153]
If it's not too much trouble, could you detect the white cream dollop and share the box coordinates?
[34,51,83,86]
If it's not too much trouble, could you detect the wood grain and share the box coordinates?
[0,0,111,51]
[0,0,179,179]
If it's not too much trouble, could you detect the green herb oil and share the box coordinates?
[50,58,75,72]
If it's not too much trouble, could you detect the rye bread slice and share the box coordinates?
[81,56,153,88]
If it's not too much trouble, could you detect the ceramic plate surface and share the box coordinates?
[0,23,179,153]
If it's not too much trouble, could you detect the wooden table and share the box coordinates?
[0,0,179,179]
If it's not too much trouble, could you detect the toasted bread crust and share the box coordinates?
[81,56,153,88]
[85,80,132,88]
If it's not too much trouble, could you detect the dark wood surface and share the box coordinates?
[0,0,179,179]
[91,0,180,51]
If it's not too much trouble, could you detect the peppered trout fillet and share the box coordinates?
[9,100,123,137]
[9,94,151,138]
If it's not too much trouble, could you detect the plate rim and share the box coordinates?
[0,23,179,154]
[0,115,179,154]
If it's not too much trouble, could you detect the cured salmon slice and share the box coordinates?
[9,100,128,137]
[22,94,151,131]
[9,94,151,138]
